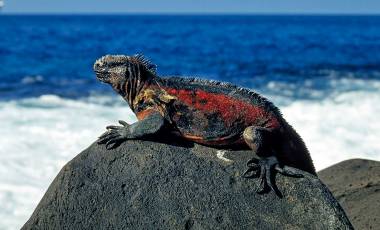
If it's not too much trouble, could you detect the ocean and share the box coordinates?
[1,15,380,229]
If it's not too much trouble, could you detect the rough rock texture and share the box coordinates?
[23,139,352,229]
[319,159,380,230]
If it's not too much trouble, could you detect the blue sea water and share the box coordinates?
[1,15,380,229]
[1,15,380,99]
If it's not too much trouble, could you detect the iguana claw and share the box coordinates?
[243,156,302,198]
[97,120,130,149]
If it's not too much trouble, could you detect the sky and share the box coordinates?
[1,0,380,14]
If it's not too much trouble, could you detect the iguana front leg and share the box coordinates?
[242,126,303,197]
[98,111,165,149]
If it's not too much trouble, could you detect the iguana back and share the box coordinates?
[156,77,315,175]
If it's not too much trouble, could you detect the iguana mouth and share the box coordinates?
[95,71,110,83]
[94,70,105,74]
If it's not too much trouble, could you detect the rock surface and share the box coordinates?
[23,139,352,229]
[319,158,380,230]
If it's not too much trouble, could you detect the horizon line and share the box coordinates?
[1,12,380,16]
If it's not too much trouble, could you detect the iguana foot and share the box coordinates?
[98,120,130,149]
[242,156,303,198]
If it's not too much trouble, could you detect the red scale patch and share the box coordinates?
[165,87,280,129]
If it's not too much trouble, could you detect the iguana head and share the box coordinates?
[93,54,156,84]
[93,54,157,105]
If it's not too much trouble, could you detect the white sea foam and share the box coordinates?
[268,78,380,169]
[0,78,380,229]
[281,90,380,169]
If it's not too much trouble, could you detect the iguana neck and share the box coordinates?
[112,68,156,110]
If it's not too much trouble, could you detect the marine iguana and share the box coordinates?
[94,54,316,196]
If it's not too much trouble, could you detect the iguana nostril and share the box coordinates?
[93,62,102,70]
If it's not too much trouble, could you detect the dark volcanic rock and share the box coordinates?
[23,139,352,229]
[319,158,380,230]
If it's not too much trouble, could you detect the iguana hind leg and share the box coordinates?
[242,126,303,197]
[98,111,165,149]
